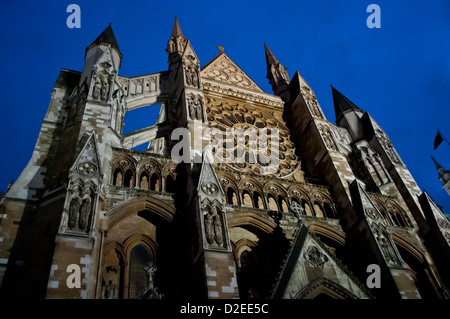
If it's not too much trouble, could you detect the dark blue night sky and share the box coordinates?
[0,0,449,213]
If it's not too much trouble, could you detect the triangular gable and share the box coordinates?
[197,148,225,200]
[70,130,103,180]
[271,224,371,299]
[419,192,450,244]
[201,52,264,93]
[182,40,200,63]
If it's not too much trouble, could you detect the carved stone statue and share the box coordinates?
[68,192,80,229]
[193,96,203,121]
[92,79,102,101]
[373,227,398,264]
[143,262,157,290]
[78,196,92,231]
[188,95,196,120]
[185,67,193,86]
[190,66,199,88]
[204,211,215,245]
[101,79,110,102]
[141,175,149,190]
[104,280,117,299]
[213,211,224,247]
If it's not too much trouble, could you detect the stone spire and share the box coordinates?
[331,86,365,140]
[264,43,290,101]
[86,23,122,59]
[167,17,188,61]
[331,86,363,121]
[431,156,450,186]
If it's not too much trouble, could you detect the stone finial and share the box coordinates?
[218,45,224,53]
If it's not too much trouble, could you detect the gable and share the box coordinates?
[271,224,371,299]
[201,52,264,93]
[70,131,102,181]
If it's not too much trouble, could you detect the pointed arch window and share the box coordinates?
[124,169,134,188]
[227,188,239,205]
[128,245,151,299]
[254,192,264,209]
[113,167,123,186]
[267,195,278,211]
[150,173,160,191]
[140,172,149,190]
[243,190,253,208]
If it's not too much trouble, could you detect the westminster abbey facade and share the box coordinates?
[1,19,450,299]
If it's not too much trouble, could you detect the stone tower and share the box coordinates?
[431,156,450,196]
[1,20,449,299]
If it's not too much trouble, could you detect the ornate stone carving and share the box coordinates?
[306,98,322,118]
[244,182,254,190]
[377,134,402,165]
[202,54,263,92]
[119,160,129,168]
[104,280,118,299]
[202,204,225,248]
[318,124,338,151]
[205,99,301,178]
[201,182,218,195]
[78,196,92,231]
[68,191,80,229]
[289,201,304,219]
[77,162,97,176]
[187,93,204,121]
[373,227,400,265]
[365,208,379,220]
[437,218,450,230]
[143,262,157,290]
[185,64,199,88]
[304,245,328,270]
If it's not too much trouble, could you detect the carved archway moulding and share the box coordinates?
[106,195,176,230]
[294,277,358,299]
[227,211,277,235]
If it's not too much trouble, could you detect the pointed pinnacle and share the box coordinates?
[171,16,184,39]
[264,43,280,68]
[431,155,443,170]
[331,86,363,120]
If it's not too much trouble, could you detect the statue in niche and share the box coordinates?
[213,208,224,247]
[193,96,203,121]
[143,262,157,290]
[101,78,110,102]
[188,95,196,120]
[115,171,122,186]
[232,193,239,205]
[79,196,92,231]
[185,68,192,86]
[104,280,117,299]
[204,211,215,245]
[141,175,149,190]
[191,68,199,88]
[374,227,397,264]
[92,79,102,101]
[68,191,80,229]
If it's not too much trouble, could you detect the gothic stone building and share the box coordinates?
[1,19,450,299]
